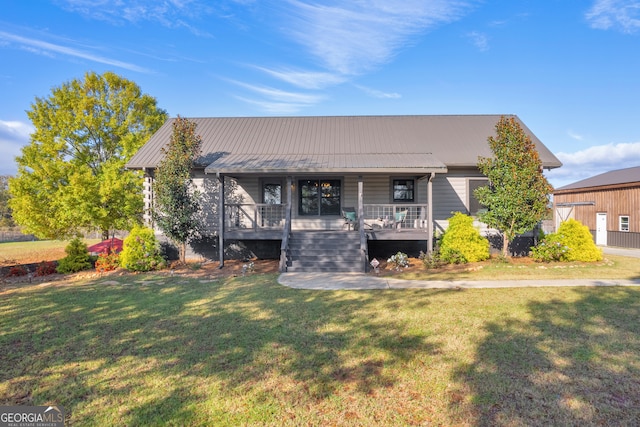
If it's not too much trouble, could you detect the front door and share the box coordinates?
[596,212,607,246]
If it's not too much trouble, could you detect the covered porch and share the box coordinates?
[205,153,447,273]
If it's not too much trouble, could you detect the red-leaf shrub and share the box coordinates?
[35,261,57,276]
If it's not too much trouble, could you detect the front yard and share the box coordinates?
[2,269,640,425]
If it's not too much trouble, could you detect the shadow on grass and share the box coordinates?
[0,274,441,425]
[452,285,640,426]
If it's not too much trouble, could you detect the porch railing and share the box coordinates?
[224,203,429,231]
[362,204,429,231]
[225,203,286,231]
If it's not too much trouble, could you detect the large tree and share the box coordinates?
[9,71,167,239]
[0,176,15,227]
[152,117,203,264]
[475,116,553,257]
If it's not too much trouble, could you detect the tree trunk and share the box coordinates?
[180,242,187,264]
[102,229,110,241]
[502,233,510,257]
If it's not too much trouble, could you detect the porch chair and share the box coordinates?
[394,209,407,231]
[342,207,357,230]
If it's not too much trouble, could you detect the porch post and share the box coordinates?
[217,173,225,268]
[358,175,368,272]
[427,173,434,253]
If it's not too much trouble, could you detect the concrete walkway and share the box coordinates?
[278,246,640,291]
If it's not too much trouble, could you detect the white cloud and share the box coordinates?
[0,30,151,73]
[545,141,640,188]
[466,31,489,51]
[228,80,325,104]
[254,67,346,89]
[354,85,401,99]
[57,0,216,35]
[567,130,584,141]
[233,96,311,115]
[0,120,33,175]
[585,0,640,33]
[281,0,475,75]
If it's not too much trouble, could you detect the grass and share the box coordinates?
[2,271,640,425]
[0,239,101,266]
[398,254,640,281]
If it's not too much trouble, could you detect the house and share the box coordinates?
[127,115,562,272]
[553,166,640,248]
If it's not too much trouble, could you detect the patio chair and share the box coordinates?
[394,209,407,231]
[342,207,357,230]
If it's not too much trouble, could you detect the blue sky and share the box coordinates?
[1,0,639,188]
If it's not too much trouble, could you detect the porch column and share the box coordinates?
[358,176,368,272]
[427,173,434,253]
[217,173,225,268]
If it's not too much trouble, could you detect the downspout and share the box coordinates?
[217,172,225,269]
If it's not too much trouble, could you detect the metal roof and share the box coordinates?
[126,115,562,173]
[555,166,640,192]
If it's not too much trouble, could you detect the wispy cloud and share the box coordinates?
[280,0,475,75]
[0,120,33,175]
[233,97,312,115]
[567,130,584,141]
[227,79,326,113]
[466,31,489,51]
[254,66,346,90]
[57,0,216,36]
[228,80,325,104]
[585,0,640,33]
[545,141,640,188]
[0,30,151,73]
[354,84,401,99]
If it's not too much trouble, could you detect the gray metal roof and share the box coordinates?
[126,115,562,173]
[555,166,640,192]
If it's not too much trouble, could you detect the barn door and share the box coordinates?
[596,213,607,246]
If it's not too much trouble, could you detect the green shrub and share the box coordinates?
[57,237,93,274]
[531,219,602,262]
[530,233,568,262]
[558,219,603,262]
[439,212,490,264]
[120,226,165,272]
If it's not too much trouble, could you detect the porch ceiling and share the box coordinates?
[204,152,448,175]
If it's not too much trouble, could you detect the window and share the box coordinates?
[262,182,282,204]
[393,179,414,202]
[620,215,630,232]
[298,179,341,215]
[468,179,489,216]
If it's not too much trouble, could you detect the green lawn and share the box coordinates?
[2,272,640,425]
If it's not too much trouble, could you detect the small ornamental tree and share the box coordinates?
[439,212,490,264]
[152,117,203,264]
[475,116,553,257]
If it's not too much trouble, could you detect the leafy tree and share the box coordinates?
[9,71,167,239]
[152,117,203,263]
[0,176,15,227]
[475,116,553,257]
